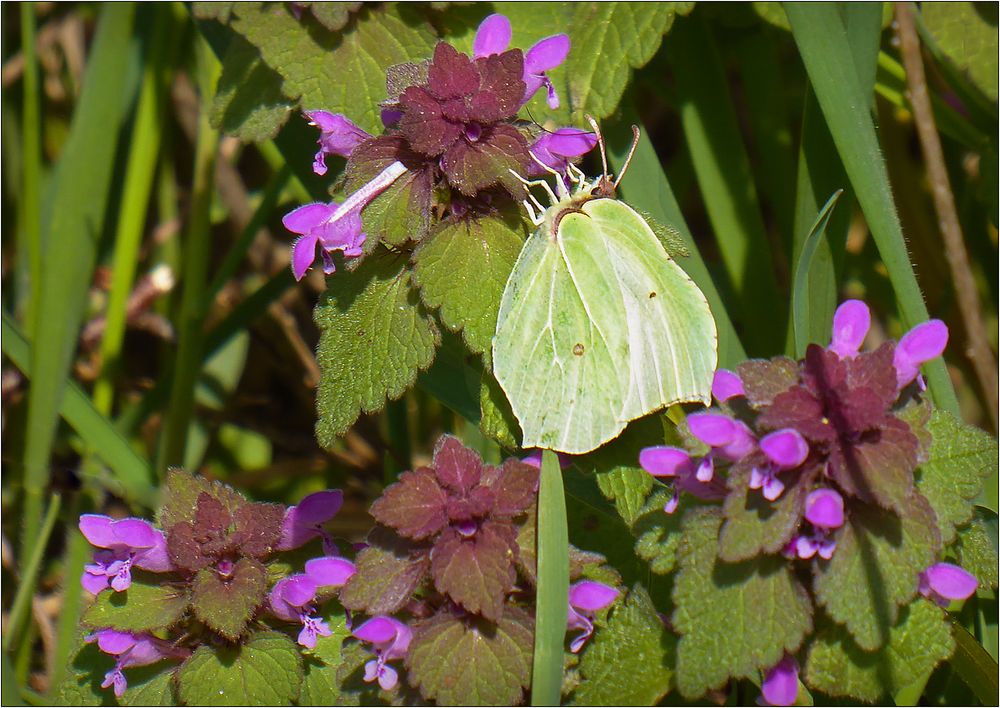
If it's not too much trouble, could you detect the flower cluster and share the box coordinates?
[282,13,596,280]
[78,472,350,697]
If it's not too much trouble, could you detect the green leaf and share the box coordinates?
[298,608,351,706]
[191,558,268,640]
[120,666,178,706]
[407,607,534,706]
[314,248,439,445]
[719,462,812,562]
[569,585,674,706]
[339,527,430,615]
[784,1,959,414]
[804,599,955,702]
[413,214,526,357]
[358,167,433,248]
[532,449,570,706]
[82,581,189,633]
[672,507,813,699]
[955,514,999,589]
[813,496,940,652]
[177,631,302,706]
[304,2,362,32]
[56,639,115,706]
[791,190,843,358]
[921,2,998,102]
[915,408,998,544]
[594,466,655,527]
[229,4,437,134]
[210,33,294,142]
[950,621,1000,706]
[632,488,686,575]
[479,370,521,449]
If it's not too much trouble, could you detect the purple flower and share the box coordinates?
[750,428,809,501]
[353,616,413,691]
[638,446,727,513]
[86,629,187,697]
[712,368,745,402]
[304,111,370,176]
[277,489,344,552]
[894,320,948,391]
[79,515,173,594]
[566,580,619,653]
[520,449,572,469]
[787,488,844,560]
[919,562,978,607]
[283,161,408,280]
[472,14,570,109]
[828,300,870,359]
[270,559,355,649]
[687,413,756,482]
[758,654,799,706]
[527,129,598,175]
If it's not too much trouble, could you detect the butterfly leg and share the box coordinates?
[508,168,560,208]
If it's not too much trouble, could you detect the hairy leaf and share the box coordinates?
[804,600,955,701]
[339,528,430,614]
[672,507,813,699]
[407,607,533,706]
[230,4,437,134]
[955,515,999,589]
[191,558,268,640]
[595,466,655,527]
[177,632,302,706]
[480,369,522,448]
[570,585,674,706]
[413,214,526,356]
[158,469,246,530]
[315,248,439,445]
[915,408,998,544]
[298,608,351,706]
[120,665,178,706]
[370,468,449,540]
[922,2,998,101]
[82,581,189,633]
[813,496,940,651]
[430,521,517,620]
[210,34,294,142]
[632,488,686,575]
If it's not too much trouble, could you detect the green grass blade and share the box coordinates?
[19,3,41,331]
[665,13,783,354]
[605,103,747,368]
[531,449,569,706]
[950,621,1000,705]
[792,190,844,357]
[21,4,137,559]
[2,312,157,506]
[156,35,221,474]
[784,1,960,414]
[2,494,61,653]
[93,8,173,416]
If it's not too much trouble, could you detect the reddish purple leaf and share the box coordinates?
[340,528,431,615]
[736,356,799,407]
[432,435,484,495]
[370,468,449,540]
[488,460,539,517]
[441,123,529,197]
[233,502,284,558]
[430,521,517,621]
[427,42,480,99]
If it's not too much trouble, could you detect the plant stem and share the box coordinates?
[895,1,999,430]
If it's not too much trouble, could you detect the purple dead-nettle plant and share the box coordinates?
[353,616,413,691]
[86,629,189,697]
[79,515,173,594]
[565,580,619,653]
[283,13,595,280]
[269,556,357,648]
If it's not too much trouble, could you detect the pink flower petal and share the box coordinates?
[473,14,512,57]
[282,202,337,235]
[305,556,357,587]
[761,655,799,706]
[639,446,692,477]
[568,580,619,612]
[712,368,745,401]
[525,34,570,73]
[894,320,949,388]
[829,300,870,359]
[804,488,844,529]
[921,562,978,601]
[760,429,808,469]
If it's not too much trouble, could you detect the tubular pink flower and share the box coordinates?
[751,429,809,501]
[712,368,745,401]
[277,489,344,552]
[919,562,978,607]
[304,111,370,176]
[269,574,334,649]
[639,446,692,478]
[472,14,512,58]
[528,128,598,175]
[79,515,172,594]
[829,300,870,359]
[566,581,619,653]
[687,413,756,482]
[87,629,188,697]
[894,319,948,390]
[759,655,799,706]
[354,616,412,691]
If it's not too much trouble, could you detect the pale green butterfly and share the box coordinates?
[492,119,718,455]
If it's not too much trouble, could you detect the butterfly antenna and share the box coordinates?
[613,125,641,188]
[585,114,610,181]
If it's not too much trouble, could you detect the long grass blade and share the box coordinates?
[531,449,569,706]
[665,13,783,354]
[21,5,137,559]
[19,3,41,331]
[2,312,157,506]
[949,621,1000,705]
[784,1,959,414]
[2,494,61,653]
[792,190,843,357]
